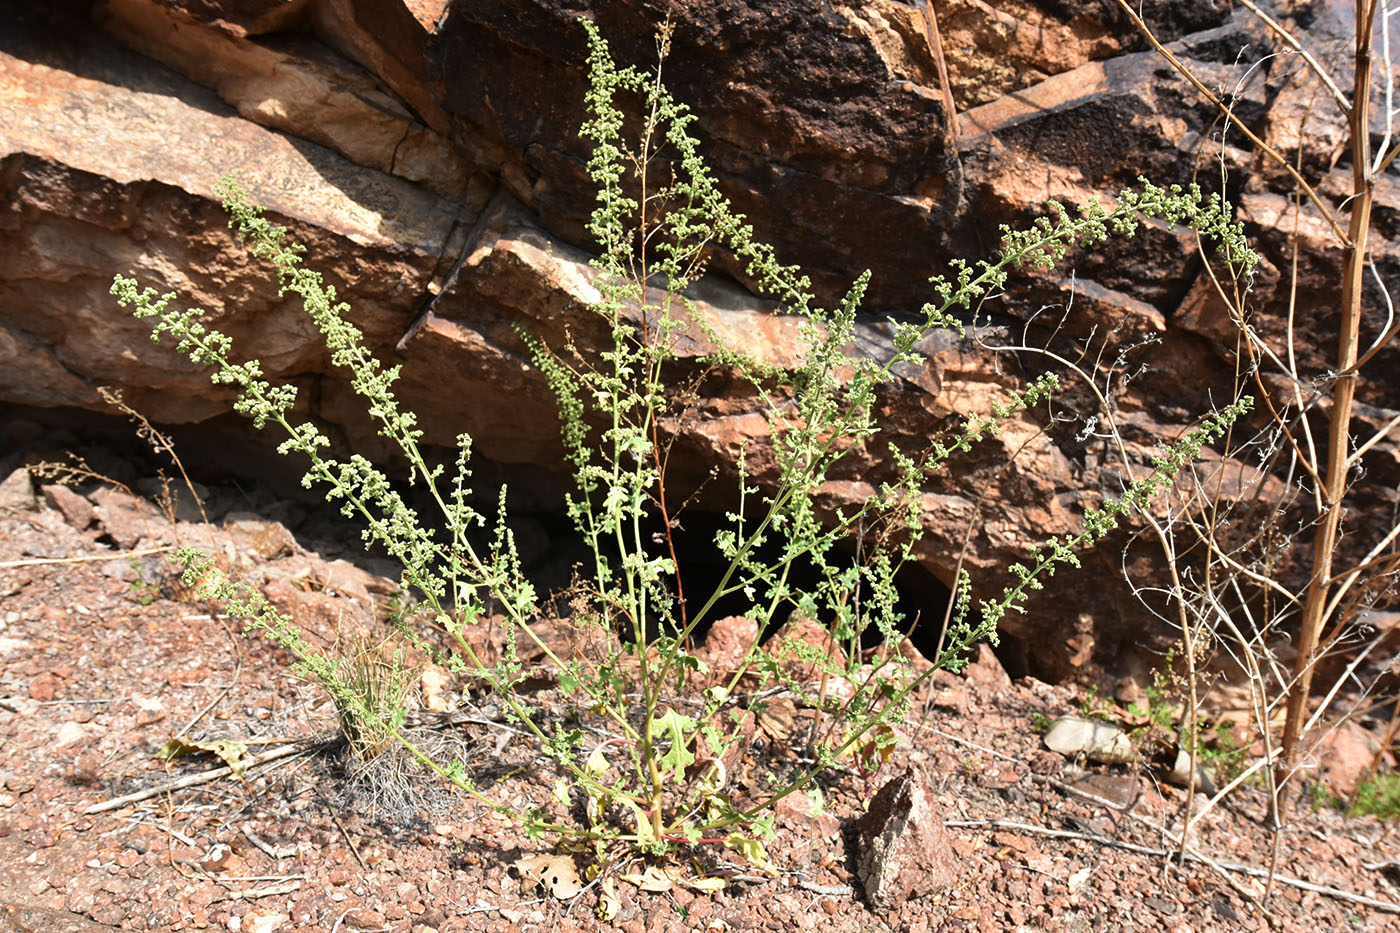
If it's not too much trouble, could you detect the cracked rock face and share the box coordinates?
[2,0,1397,682]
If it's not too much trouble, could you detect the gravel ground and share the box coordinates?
[2,480,1399,932]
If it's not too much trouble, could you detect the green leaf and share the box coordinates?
[648,708,697,781]
[585,744,610,777]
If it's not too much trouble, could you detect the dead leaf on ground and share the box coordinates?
[754,698,797,743]
[514,853,585,899]
[620,863,680,892]
[595,876,620,921]
[681,874,728,893]
[155,737,254,779]
[724,834,776,874]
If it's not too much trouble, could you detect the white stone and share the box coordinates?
[55,721,88,746]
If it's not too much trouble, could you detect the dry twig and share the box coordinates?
[0,546,174,569]
[946,818,1400,914]
[84,743,308,814]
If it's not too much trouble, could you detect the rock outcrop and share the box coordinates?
[2,0,1397,681]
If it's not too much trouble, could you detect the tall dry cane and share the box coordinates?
[1117,0,1393,819]
[1276,0,1377,804]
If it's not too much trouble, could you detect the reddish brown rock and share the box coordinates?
[1319,719,1389,799]
[261,578,375,642]
[39,485,97,530]
[95,0,470,199]
[222,512,297,561]
[854,765,956,912]
[963,643,1011,690]
[28,672,61,703]
[89,487,156,550]
[764,615,846,682]
[0,468,37,512]
[341,906,386,930]
[694,615,758,678]
[773,785,841,843]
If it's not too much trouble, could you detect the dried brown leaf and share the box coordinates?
[754,698,797,743]
[154,737,254,779]
[620,864,679,892]
[514,854,584,899]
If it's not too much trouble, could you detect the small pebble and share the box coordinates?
[55,722,87,746]
[343,908,385,930]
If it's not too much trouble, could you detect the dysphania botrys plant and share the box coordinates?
[111,18,1255,888]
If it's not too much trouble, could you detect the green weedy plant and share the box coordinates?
[1348,773,1400,822]
[111,19,1256,883]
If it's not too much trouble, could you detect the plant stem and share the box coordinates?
[1277,0,1377,808]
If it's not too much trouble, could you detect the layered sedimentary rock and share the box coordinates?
[2,0,1395,680]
